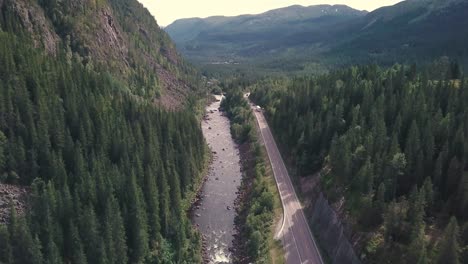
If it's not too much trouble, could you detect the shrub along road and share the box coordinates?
[250,101,324,264]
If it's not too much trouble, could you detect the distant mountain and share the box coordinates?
[166,0,468,74]
[332,0,468,64]
[167,4,365,42]
[165,5,367,66]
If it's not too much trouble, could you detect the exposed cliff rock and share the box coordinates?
[156,66,191,109]
[301,175,362,264]
[94,7,129,68]
[0,0,59,53]
[311,193,362,264]
[0,184,28,224]
[0,0,201,109]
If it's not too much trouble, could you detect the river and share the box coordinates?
[193,95,242,264]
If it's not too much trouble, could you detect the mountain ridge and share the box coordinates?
[166,0,468,75]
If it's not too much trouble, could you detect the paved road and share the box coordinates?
[250,102,324,264]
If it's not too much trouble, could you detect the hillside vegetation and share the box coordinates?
[221,90,282,264]
[0,0,208,263]
[251,63,468,264]
[166,0,468,75]
[1,0,202,108]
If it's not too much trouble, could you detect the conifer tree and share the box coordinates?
[437,217,461,264]
[126,171,149,263]
[0,224,12,263]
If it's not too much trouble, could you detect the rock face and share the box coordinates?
[0,0,200,109]
[310,193,361,264]
[1,0,60,53]
[0,184,28,224]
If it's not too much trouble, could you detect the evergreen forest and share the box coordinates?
[251,64,468,263]
[0,23,206,264]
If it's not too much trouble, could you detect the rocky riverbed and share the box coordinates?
[191,95,242,264]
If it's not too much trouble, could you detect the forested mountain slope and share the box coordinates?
[167,0,468,75]
[250,64,468,263]
[0,0,201,108]
[167,4,365,46]
[0,0,208,263]
[331,0,468,65]
[166,4,366,69]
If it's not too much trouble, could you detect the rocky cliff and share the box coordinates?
[0,0,201,108]
[311,193,362,264]
[301,175,362,264]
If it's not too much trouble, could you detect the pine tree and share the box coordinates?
[437,217,461,264]
[390,152,407,197]
[354,158,374,194]
[8,205,44,264]
[422,177,434,214]
[104,196,128,264]
[455,173,468,218]
[0,224,12,263]
[384,201,404,243]
[446,157,462,199]
[409,224,428,264]
[45,235,61,264]
[404,121,421,189]
[68,221,87,264]
[158,167,170,236]
[79,206,101,264]
[376,182,387,214]
[329,135,352,182]
[408,187,426,242]
[143,164,161,246]
[126,171,149,263]
[433,150,446,194]
[0,131,6,172]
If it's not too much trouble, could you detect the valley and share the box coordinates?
[167,0,468,75]
[1,0,468,264]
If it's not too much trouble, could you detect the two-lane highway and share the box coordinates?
[251,102,324,264]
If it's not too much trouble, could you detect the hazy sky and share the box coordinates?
[138,0,404,26]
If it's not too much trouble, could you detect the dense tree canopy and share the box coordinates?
[251,64,467,263]
[221,89,277,263]
[0,27,206,263]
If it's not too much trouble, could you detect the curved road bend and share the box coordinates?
[250,102,324,264]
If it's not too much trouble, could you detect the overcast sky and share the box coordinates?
[138,0,404,26]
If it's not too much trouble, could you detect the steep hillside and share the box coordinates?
[331,0,468,65]
[0,0,209,263]
[166,0,468,75]
[0,0,201,108]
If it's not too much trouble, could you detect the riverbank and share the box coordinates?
[231,140,285,264]
[187,144,212,263]
[185,94,218,263]
[221,91,284,264]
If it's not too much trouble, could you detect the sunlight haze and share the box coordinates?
[139,0,404,26]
